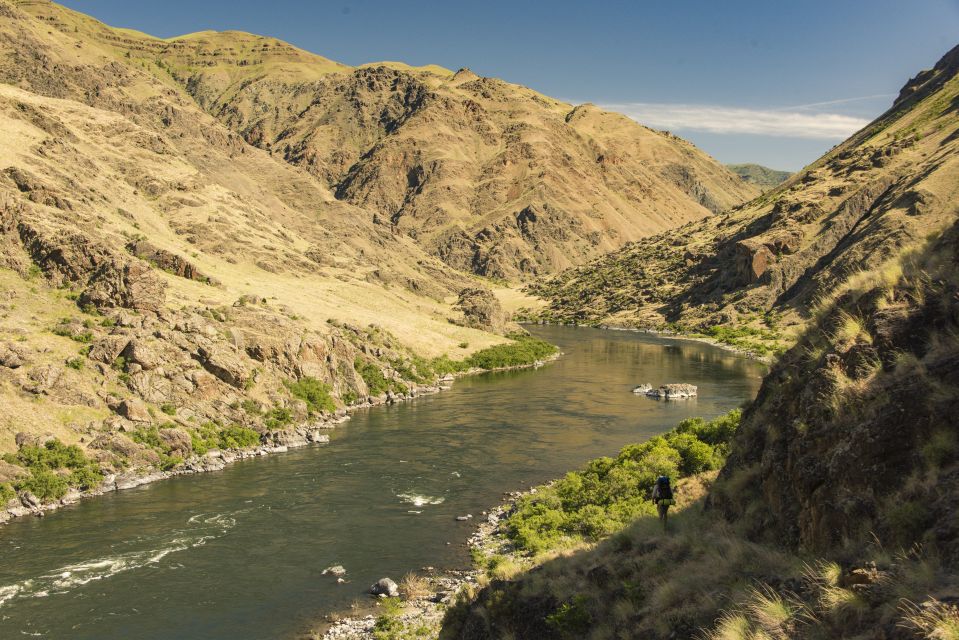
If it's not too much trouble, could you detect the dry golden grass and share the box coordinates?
[399,571,431,601]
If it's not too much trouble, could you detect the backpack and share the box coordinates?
[656,476,673,501]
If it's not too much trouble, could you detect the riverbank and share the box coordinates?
[315,495,527,640]
[529,320,778,363]
[0,355,560,529]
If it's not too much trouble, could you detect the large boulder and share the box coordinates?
[646,383,698,399]
[115,397,151,422]
[158,427,192,456]
[88,335,131,364]
[370,577,399,597]
[734,239,774,284]
[122,339,161,370]
[197,345,250,388]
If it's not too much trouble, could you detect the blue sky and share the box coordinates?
[59,0,959,170]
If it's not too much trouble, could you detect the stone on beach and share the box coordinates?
[370,577,399,597]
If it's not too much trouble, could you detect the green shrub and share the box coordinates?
[546,595,593,638]
[921,429,958,468]
[465,334,558,369]
[504,410,740,554]
[355,358,403,396]
[189,422,261,454]
[160,403,177,416]
[19,468,69,501]
[65,357,84,370]
[4,439,102,500]
[0,482,15,503]
[189,422,221,455]
[217,425,261,449]
[240,399,261,416]
[264,406,293,429]
[286,376,336,415]
[887,500,932,546]
[52,324,93,343]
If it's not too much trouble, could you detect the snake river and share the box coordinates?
[0,326,766,639]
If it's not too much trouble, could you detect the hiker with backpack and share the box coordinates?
[651,475,675,529]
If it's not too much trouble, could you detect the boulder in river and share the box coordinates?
[323,565,347,577]
[370,577,399,597]
[645,383,698,399]
[632,383,652,394]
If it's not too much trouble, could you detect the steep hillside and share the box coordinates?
[0,0,566,514]
[438,198,959,640]
[727,163,792,190]
[532,44,959,356]
[13,0,758,280]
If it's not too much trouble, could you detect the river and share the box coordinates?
[0,326,766,639]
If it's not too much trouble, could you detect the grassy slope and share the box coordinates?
[529,45,959,359]
[726,163,792,190]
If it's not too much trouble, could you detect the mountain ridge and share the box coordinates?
[12,0,757,279]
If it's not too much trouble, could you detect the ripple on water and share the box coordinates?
[0,510,242,610]
[396,493,445,507]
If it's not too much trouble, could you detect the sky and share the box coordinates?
[58,0,959,171]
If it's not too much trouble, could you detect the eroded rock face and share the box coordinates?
[126,239,217,285]
[197,345,250,388]
[11,219,165,312]
[0,341,28,368]
[79,259,166,312]
[714,220,959,559]
[734,239,775,284]
[454,287,513,333]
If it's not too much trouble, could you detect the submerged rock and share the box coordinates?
[632,383,652,394]
[323,565,347,577]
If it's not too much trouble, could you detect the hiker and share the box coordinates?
[651,475,675,528]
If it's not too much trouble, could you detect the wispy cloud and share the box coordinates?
[602,102,875,139]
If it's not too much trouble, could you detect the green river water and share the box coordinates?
[0,326,766,639]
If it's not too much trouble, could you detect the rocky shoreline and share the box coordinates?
[316,492,532,640]
[0,358,558,528]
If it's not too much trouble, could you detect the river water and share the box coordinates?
[0,326,766,639]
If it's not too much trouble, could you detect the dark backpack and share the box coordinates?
[657,477,673,500]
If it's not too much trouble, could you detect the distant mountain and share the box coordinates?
[726,163,792,190]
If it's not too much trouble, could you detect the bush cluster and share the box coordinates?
[286,376,336,415]
[505,410,741,553]
[2,439,103,501]
[188,422,261,455]
[703,324,784,356]
[465,333,558,369]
